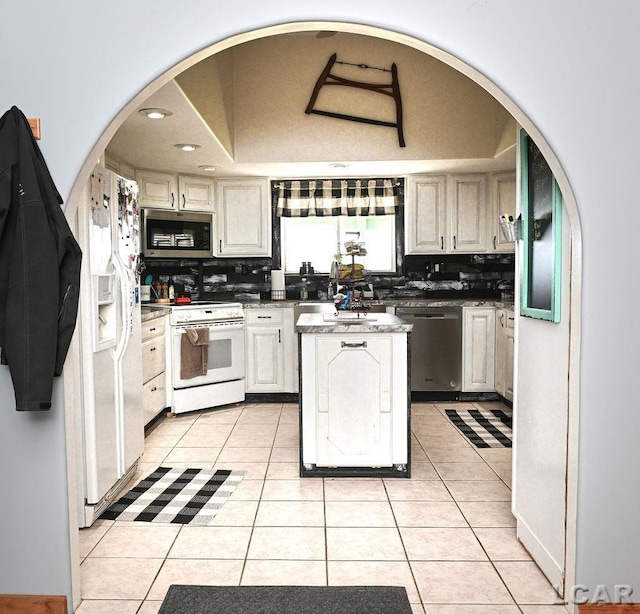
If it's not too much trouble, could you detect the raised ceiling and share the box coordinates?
[107,31,516,179]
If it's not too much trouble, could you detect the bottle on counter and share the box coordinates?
[327,281,334,301]
[300,277,308,300]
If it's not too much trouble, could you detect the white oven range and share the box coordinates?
[169,302,245,414]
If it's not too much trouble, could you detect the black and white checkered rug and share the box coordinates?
[445,407,512,448]
[100,466,245,525]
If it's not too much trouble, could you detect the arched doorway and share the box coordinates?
[65,21,581,610]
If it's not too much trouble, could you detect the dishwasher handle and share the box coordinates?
[396,309,461,320]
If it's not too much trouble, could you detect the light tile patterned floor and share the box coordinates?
[77,401,570,614]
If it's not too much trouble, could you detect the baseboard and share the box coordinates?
[515,514,564,596]
[0,594,67,613]
[580,606,640,613]
[244,392,299,403]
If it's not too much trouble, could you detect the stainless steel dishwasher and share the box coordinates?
[395,306,462,392]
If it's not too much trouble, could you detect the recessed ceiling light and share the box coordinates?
[329,163,349,168]
[138,108,172,120]
[174,143,200,152]
[198,165,217,172]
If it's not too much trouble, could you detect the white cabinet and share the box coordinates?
[177,175,215,211]
[216,178,271,257]
[462,306,496,392]
[136,170,178,209]
[495,308,515,401]
[405,175,447,253]
[405,173,488,254]
[300,331,408,471]
[244,307,295,392]
[449,174,488,252]
[136,170,214,211]
[141,315,168,425]
[489,171,516,253]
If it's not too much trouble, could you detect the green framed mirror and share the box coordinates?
[520,129,562,322]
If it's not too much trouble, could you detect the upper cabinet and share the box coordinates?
[489,171,516,253]
[178,175,215,211]
[449,174,488,252]
[406,171,514,255]
[405,175,447,253]
[136,170,214,212]
[215,178,271,257]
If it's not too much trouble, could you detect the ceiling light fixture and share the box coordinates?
[329,162,349,168]
[198,165,216,172]
[174,143,200,152]
[138,107,172,120]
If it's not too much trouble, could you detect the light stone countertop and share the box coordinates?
[243,299,514,310]
[295,312,412,334]
[141,304,171,322]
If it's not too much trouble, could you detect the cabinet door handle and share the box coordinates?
[493,235,497,250]
[182,194,186,208]
[151,387,157,392]
[440,236,444,250]
[170,192,175,207]
[341,341,367,348]
[257,315,272,319]
[219,239,222,253]
[149,327,156,332]
[278,329,281,343]
[453,235,457,249]
[150,347,156,352]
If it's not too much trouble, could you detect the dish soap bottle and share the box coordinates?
[300,278,308,300]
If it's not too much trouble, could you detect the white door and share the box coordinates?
[178,175,214,211]
[216,178,271,256]
[245,326,284,392]
[405,175,447,254]
[315,336,392,467]
[512,191,572,597]
[449,174,488,252]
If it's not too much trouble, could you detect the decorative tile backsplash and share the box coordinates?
[142,252,514,302]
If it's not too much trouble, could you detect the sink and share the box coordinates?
[294,301,387,325]
[322,313,377,323]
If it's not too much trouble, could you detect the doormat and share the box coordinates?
[159,585,413,614]
[445,407,512,448]
[100,466,245,525]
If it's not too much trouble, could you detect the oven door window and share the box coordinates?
[209,338,232,370]
[172,326,244,389]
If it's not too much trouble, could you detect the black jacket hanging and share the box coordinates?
[0,106,82,411]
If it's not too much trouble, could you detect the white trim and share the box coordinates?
[62,21,582,608]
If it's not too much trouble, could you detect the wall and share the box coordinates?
[1,1,640,611]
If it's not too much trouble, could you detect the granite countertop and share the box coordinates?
[296,312,412,334]
[243,298,515,310]
[141,305,171,322]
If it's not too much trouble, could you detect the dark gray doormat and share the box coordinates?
[158,585,413,614]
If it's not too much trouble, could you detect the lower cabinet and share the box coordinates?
[141,315,168,425]
[244,307,296,393]
[462,307,496,392]
[300,332,409,473]
[495,308,515,401]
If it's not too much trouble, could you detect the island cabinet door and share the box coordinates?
[315,335,393,467]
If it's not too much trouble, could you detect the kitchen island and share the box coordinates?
[296,312,412,478]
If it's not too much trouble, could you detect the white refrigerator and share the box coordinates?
[76,165,144,528]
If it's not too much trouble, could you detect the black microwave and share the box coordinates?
[141,209,214,258]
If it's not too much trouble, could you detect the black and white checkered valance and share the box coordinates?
[276,178,399,217]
